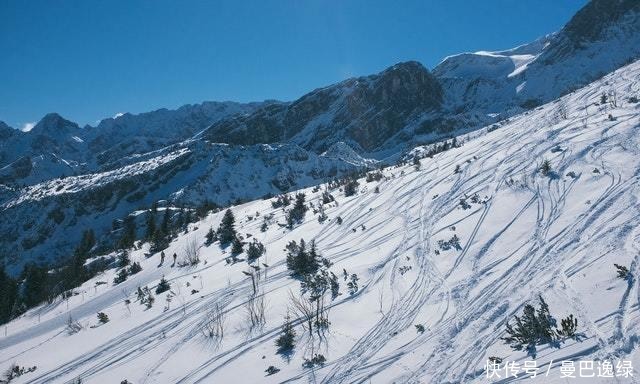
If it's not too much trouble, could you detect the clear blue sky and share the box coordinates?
[0,0,587,129]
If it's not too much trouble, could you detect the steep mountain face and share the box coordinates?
[205,61,443,156]
[0,114,89,185]
[0,121,15,141]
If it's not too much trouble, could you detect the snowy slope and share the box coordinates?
[2,56,640,383]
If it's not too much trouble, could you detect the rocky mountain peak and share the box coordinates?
[563,0,640,45]
[32,113,80,135]
[0,121,15,140]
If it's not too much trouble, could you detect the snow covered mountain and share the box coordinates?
[85,101,279,167]
[0,101,275,186]
[435,0,640,117]
[2,54,639,383]
[205,0,640,158]
[0,114,89,185]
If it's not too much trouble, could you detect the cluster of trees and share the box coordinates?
[119,199,218,254]
[286,239,324,277]
[283,238,341,344]
[286,194,308,228]
[0,229,102,325]
[113,253,142,285]
[502,295,581,357]
[394,138,461,169]
[1,197,225,326]
[344,179,359,197]
[271,194,292,209]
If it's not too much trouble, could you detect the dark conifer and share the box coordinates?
[217,209,237,245]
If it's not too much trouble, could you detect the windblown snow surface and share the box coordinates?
[2,59,640,383]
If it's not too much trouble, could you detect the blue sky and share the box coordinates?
[0,0,587,130]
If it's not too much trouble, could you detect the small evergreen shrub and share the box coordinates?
[155,277,171,294]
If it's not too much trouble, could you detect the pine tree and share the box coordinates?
[321,191,334,205]
[306,240,321,274]
[129,262,142,275]
[275,313,296,355]
[205,227,217,246]
[155,276,171,294]
[0,265,19,324]
[286,239,306,276]
[217,209,237,245]
[145,211,156,241]
[183,210,192,232]
[118,215,136,249]
[97,312,109,324]
[502,296,556,357]
[231,237,244,255]
[614,263,630,279]
[329,272,340,300]
[22,264,48,308]
[160,208,171,236]
[150,227,168,253]
[246,240,265,262]
[347,273,359,295]
[175,208,185,232]
[113,268,129,285]
[285,239,323,276]
[540,159,552,176]
[286,193,307,228]
[118,251,131,268]
[344,179,359,197]
[556,314,578,338]
[68,229,95,286]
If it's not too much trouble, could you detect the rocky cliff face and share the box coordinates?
[205,61,443,155]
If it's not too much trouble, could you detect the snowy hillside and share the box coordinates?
[0,140,362,272]
[2,55,639,383]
